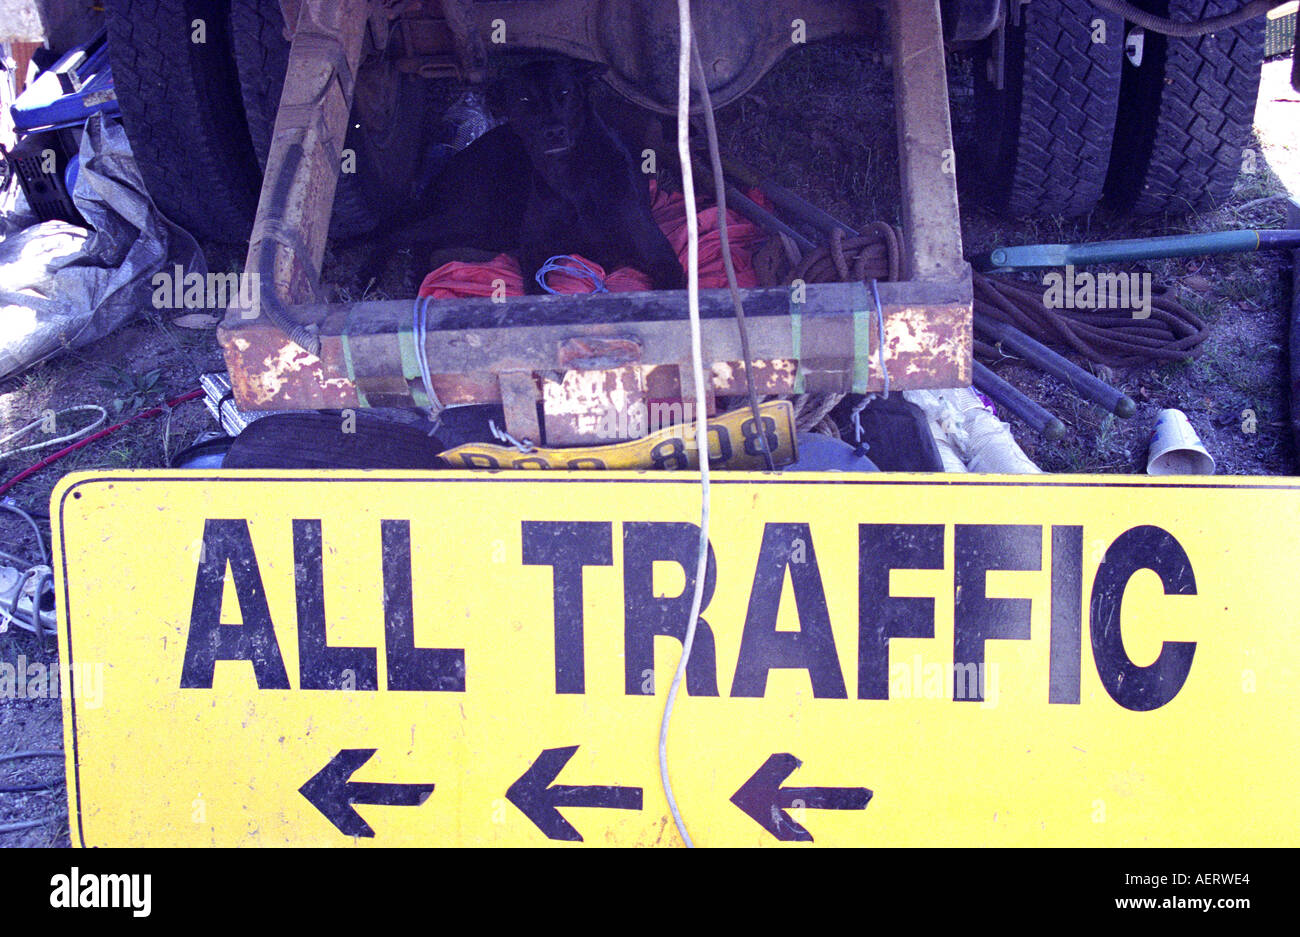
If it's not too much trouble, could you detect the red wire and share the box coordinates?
[0,389,204,498]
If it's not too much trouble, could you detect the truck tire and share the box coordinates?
[104,0,261,240]
[107,0,436,242]
[229,0,374,238]
[971,0,1125,216]
[229,0,438,240]
[1104,0,1265,215]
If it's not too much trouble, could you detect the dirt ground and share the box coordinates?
[1,39,1297,846]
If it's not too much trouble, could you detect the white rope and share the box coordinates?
[849,279,891,446]
[658,0,709,849]
[871,277,889,399]
[488,419,535,452]
[412,295,445,424]
[0,405,106,458]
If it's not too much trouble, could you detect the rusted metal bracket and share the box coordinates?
[241,0,370,355]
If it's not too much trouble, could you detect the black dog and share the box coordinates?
[376,57,683,294]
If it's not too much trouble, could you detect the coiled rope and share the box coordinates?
[754,224,1208,425]
[789,224,905,285]
[752,224,905,433]
[973,272,1210,369]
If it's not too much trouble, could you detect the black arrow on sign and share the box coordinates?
[507,746,643,841]
[299,748,435,837]
[731,753,872,842]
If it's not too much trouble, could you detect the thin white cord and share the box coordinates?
[412,295,445,428]
[871,277,890,399]
[0,405,106,458]
[488,418,535,452]
[659,0,709,849]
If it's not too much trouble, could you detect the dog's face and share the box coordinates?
[488,59,607,164]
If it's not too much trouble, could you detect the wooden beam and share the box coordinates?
[889,0,967,281]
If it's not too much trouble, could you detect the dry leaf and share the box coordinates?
[171,313,221,329]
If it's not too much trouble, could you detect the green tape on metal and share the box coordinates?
[339,331,370,409]
[397,323,432,411]
[852,280,872,395]
[790,294,804,394]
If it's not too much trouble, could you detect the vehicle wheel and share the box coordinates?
[1104,0,1265,215]
[971,0,1125,217]
[106,0,438,242]
[229,0,439,239]
[104,0,261,240]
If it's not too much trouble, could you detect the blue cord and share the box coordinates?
[533,255,609,294]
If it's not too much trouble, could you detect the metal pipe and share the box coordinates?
[973,360,1066,440]
[693,158,818,252]
[978,229,1300,272]
[723,184,819,253]
[975,317,1136,417]
[719,154,858,237]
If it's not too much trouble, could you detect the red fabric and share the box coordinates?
[417,181,768,299]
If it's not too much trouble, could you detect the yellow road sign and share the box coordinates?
[53,472,1300,846]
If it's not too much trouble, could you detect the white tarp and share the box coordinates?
[0,112,204,380]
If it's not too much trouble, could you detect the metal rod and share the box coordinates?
[977,229,1300,271]
[719,154,859,237]
[975,317,1136,417]
[692,156,819,252]
[725,184,819,253]
[973,360,1066,440]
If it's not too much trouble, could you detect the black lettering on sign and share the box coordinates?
[731,524,846,698]
[381,520,466,691]
[1049,526,1083,705]
[181,519,290,689]
[954,524,1041,702]
[521,521,613,694]
[622,522,719,696]
[294,520,378,691]
[857,524,943,700]
[1090,525,1197,712]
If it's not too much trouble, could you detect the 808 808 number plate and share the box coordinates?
[439,400,797,471]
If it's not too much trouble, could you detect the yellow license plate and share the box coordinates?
[440,400,797,470]
[53,472,1300,846]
